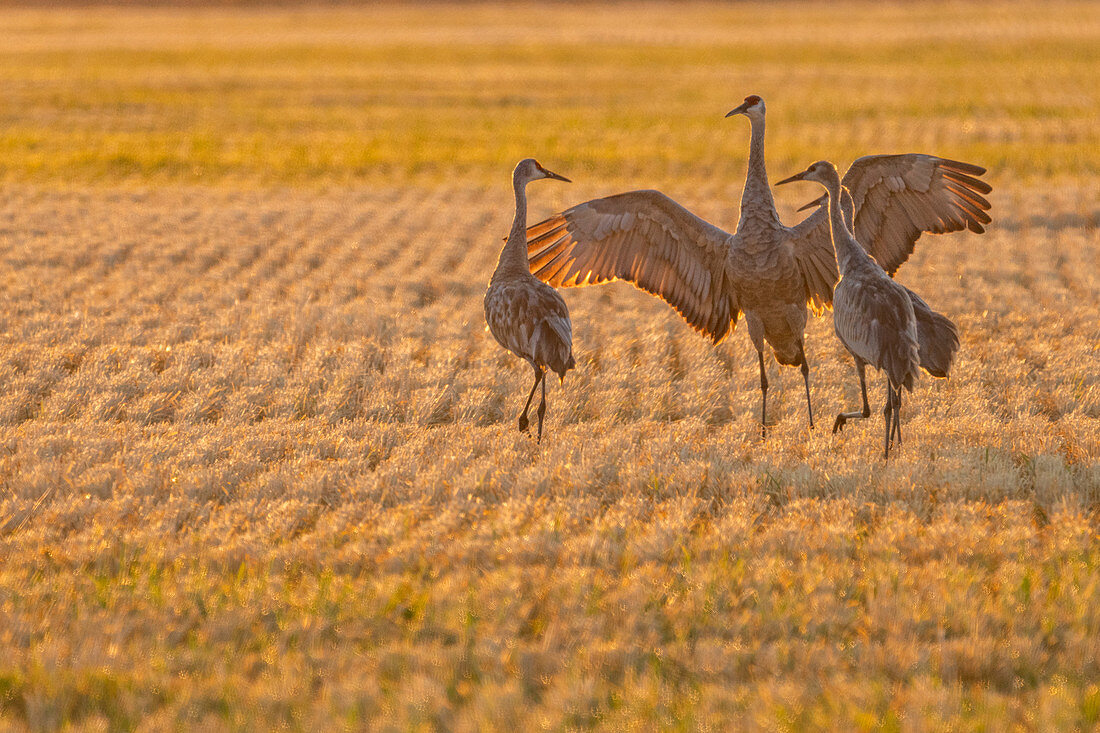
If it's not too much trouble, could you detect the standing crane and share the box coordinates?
[795,191,960,384]
[484,158,575,443]
[777,160,935,457]
[526,95,990,435]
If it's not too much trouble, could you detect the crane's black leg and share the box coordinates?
[833,358,871,434]
[799,343,814,430]
[536,373,548,443]
[892,387,903,445]
[883,380,895,460]
[518,365,543,434]
[758,350,769,438]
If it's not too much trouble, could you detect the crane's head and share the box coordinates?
[725,94,765,120]
[514,158,571,185]
[775,160,841,189]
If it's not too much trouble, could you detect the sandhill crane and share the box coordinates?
[485,158,575,442]
[526,95,990,435]
[777,160,929,458]
[796,191,960,382]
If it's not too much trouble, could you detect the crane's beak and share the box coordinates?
[775,170,808,186]
[541,168,571,183]
[725,101,751,118]
[797,194,827,212]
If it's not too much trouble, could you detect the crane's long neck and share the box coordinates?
[824,178,869,275]
[738,114,779,226]
[493,175,531,281]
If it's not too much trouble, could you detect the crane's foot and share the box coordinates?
[760,423,768,439]
[518,414,529,433]
[833,407,872,435]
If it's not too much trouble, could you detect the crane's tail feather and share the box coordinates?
[556,352,576,383]
[906,287,960,378]
[535,320,575,383]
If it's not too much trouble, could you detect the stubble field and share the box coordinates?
[1,2,1099,730]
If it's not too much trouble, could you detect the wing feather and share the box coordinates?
[539,246,575,285]
[527,190,738,342]
[529,234,571,272]
[843,154,993,275]
[786,205,841,314]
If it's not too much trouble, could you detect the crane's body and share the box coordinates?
[728,167,809,370]
[484,158,574,442]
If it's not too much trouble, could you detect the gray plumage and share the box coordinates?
[526,95,989,434]
[808,187,961,379]
[777,160,931,458]
[909,290,959,379]
[484,158,574,442]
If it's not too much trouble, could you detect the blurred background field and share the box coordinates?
[0,2,1098,730]
[0,2,1097,186]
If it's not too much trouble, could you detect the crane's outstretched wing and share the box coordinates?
[844,155,992,275]
[789,155,992,279]
[785,204,840,315]
[526,190,739,343]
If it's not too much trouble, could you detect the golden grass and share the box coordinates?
[0,2,1097,185]
[0,2,1099,730]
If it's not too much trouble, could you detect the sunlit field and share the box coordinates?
[1,2,1099,729]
